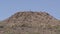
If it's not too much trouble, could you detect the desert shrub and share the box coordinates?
[53,25,60,29]
[4,29,15,34]
[25,32,40,34]
[0,26,4,28]
[52,25,60,34]
[21,24,27,27]
[46,25,53,31]
[21,23,32,28]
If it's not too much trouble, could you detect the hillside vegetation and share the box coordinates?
[0,11,60,34]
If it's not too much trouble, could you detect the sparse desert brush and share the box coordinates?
[0,11,60,34]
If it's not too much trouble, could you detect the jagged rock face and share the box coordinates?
[1,11,60,34]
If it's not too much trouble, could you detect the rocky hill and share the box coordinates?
[0,11,60,34]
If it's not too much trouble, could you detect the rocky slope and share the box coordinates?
[0,11,60,34]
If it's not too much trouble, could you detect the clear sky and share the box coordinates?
[0,0,60,20]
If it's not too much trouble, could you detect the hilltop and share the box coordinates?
[0,11,60,34]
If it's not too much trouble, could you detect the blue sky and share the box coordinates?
[0,0,60,20]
